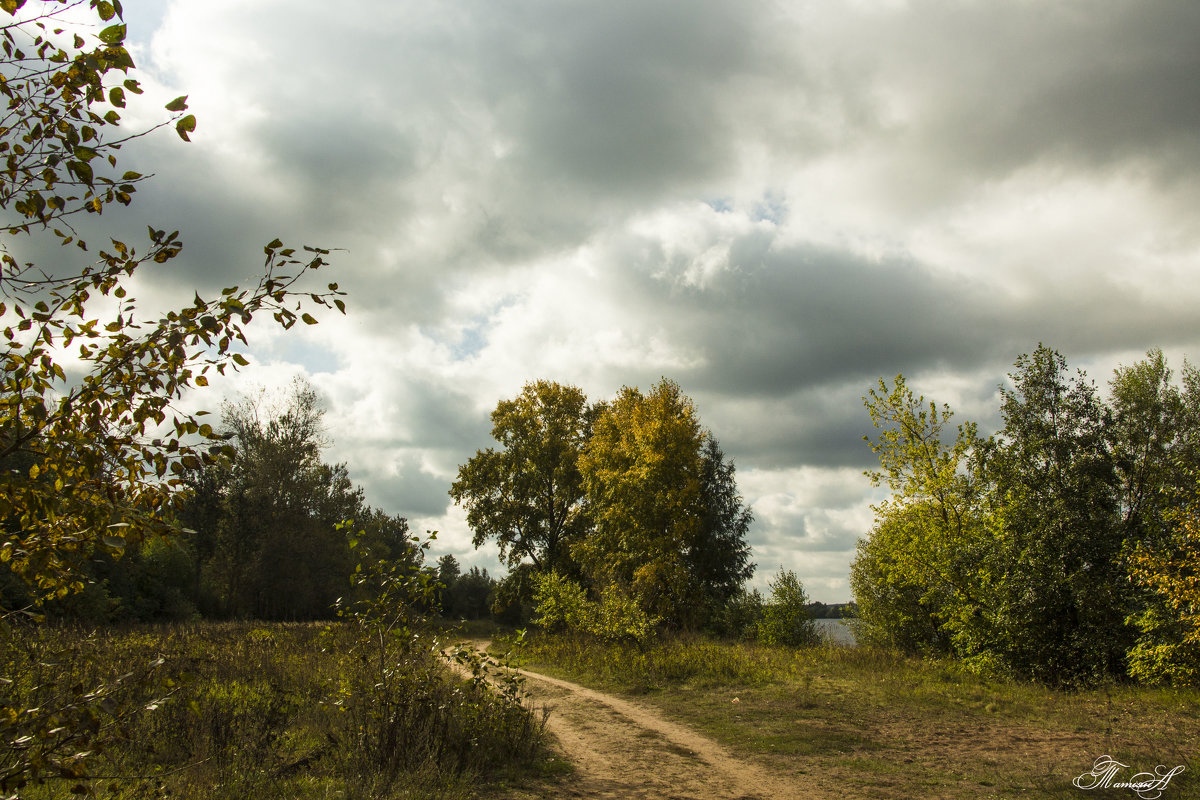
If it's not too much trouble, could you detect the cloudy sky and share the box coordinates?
[51,0,1200,600]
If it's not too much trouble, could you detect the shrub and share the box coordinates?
[532,572,660,644]
[758,570,819,647]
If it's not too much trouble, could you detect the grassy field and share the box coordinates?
[509,632,1200,799]
[2,621,549,800]
[7,622,1196,799]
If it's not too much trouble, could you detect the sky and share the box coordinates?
[32,0,1200,601]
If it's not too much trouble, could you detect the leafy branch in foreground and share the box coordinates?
[1,1,342,795]
[0,0,344,605]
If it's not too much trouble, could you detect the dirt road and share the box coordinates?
[460,643,811,800]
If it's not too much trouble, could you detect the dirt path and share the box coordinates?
[457,643,812,799]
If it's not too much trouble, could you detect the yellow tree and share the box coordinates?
[576,379,708,626]
[1128,497,1200,686]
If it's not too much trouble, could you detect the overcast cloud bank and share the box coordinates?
[86,0,1200,600]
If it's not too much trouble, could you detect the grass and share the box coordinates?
[2,620,550,800]
[511,632,1200,799]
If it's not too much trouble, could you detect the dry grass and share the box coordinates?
[514,633,1200,799]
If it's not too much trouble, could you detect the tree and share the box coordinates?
[853,375,992,658]
[984,346,1129,684]
[576,379,750,628]
[0,2,340,791]
[177,380,385,620]
[857,348,1200,685]
[758,569,818,647]
[689,436,754,618]
[1127,492,1200,686]
[450,380,594,574]
[850,505,958,654]
[1109,349,1200,547]
[0,1,343,607]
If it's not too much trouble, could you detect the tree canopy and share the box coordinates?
[454,378,754,631]
[854,345,1200,686]
[449,380,594,574]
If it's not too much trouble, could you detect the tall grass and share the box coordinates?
[3,621,546,799]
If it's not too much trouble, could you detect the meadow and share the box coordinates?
[509,632,1200,799]
[7,621,1198,799]
[2,621,548,800]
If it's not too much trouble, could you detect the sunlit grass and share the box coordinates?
[515,632,1200,799]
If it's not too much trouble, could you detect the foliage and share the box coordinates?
[0,623,174,798]
[576,379,752,629]
[2,621,548,799]
[705,588,764,641]
[757,569,819,647]
[850,507,955,654]
[337,530,543,793]
[0,3,343,795]
[443,565,496,620]
[689,436,755,621]
[983,346,1130,684]
[530,570,590,633]
[531,571,659,644]
[577,380,704,616]
[1127,493,1200,686]
[855,346,1200,686]
[852,375,989,658]
[453,378,754,634]
[449,380,594,574]
[170,381,411,620]
[0,0,343,606]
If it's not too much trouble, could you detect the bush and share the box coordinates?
[707,589,765,640]
[758,570,819,647]
[532,572,660,644]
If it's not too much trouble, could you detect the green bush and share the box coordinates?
[758,570,819,647]
[532,572,659,644]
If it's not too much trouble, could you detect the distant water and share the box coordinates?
[814,618,856,645]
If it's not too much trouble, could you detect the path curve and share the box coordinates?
[457,642,812,799]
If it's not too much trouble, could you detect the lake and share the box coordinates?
[814,618,856,645]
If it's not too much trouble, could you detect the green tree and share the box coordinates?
[444,565,495,620]
[690,436,755,620]
[853,375,992,658]
[450,380,594,574]
[850,505,957,654]
[1109,349,1200,546]
[984,346,1129,684]
[177,380,378,620]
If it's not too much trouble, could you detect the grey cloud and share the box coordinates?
[80,0,1200,599]
[854,1,1200,193]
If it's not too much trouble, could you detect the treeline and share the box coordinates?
[853,346,1200,687]
[450,378,821,643]
[0,381,419,623]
